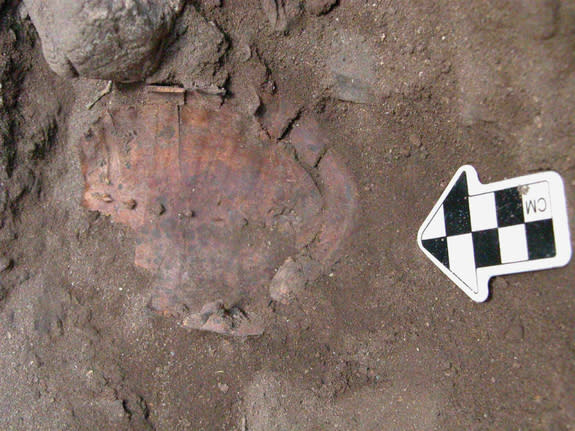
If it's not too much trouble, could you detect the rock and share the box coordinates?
[24,0,185,82]
[307,0,338,16]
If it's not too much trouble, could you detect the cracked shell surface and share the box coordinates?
[80,94,357,334]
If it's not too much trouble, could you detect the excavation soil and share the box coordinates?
[1,1,574,430]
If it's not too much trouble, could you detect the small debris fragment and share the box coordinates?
[217,382,229,393]
[261,0,287,32]
[505,320,525,343]
[237,43,252,63]
[260,0,302,32]
[92,192,113,203]
[0,256,13,272]
[182,300,264,336]
[518,185,530,196]
[178,209,195,218]
[408,133,422,148]
[269,257,306,303]
[491,276,509,290]
[534,115,543,129]
[290,116,328,167]
[191,83,227,96]
[202,0,222,9]
[246,86,261,116]
[151,202,166,216]
[441,60,452,74]
[307,0,338,15]
[260,96,301,140]
[146,85,185,106]
[86,81,113,110]
[122,199,137,210]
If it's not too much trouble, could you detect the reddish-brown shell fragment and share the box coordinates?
[80,93,357,335]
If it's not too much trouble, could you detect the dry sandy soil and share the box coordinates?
[0,0,574,430]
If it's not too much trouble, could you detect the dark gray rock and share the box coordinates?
[24,0,184,82]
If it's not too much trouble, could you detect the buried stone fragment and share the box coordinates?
[24,0,184,81]
[80,90,357,335]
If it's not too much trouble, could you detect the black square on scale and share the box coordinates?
[444,172,471,236]
[526,219,556,260]
[422,237,449,268]
[472,228,501,268]
[495,187,524,227]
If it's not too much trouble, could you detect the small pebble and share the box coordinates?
[399,146,411,158]
[307,0,338,15]
[92,192,113,202]
[0,256,13,272]
[122,199,137,210]
[178,209,195,218]
[409,133,422,148]
[151,202,166,216]
[217,383,229,393]
[238,43,252,62]
[491,276,509,290]
[534,115,543,129]
[505,321,525,342]
[203,0,222,9]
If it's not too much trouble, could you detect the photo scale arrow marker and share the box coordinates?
[417,165,571,302]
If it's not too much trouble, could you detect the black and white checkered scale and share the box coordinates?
[420,170,557,281]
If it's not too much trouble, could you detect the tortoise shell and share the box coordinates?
[80,92,357,335]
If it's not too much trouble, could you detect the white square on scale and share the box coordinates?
[447,233,476,290]
[498,224,528,263]
[421,205,446,240]
[522,181,552,223]
[469,192,498,231]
